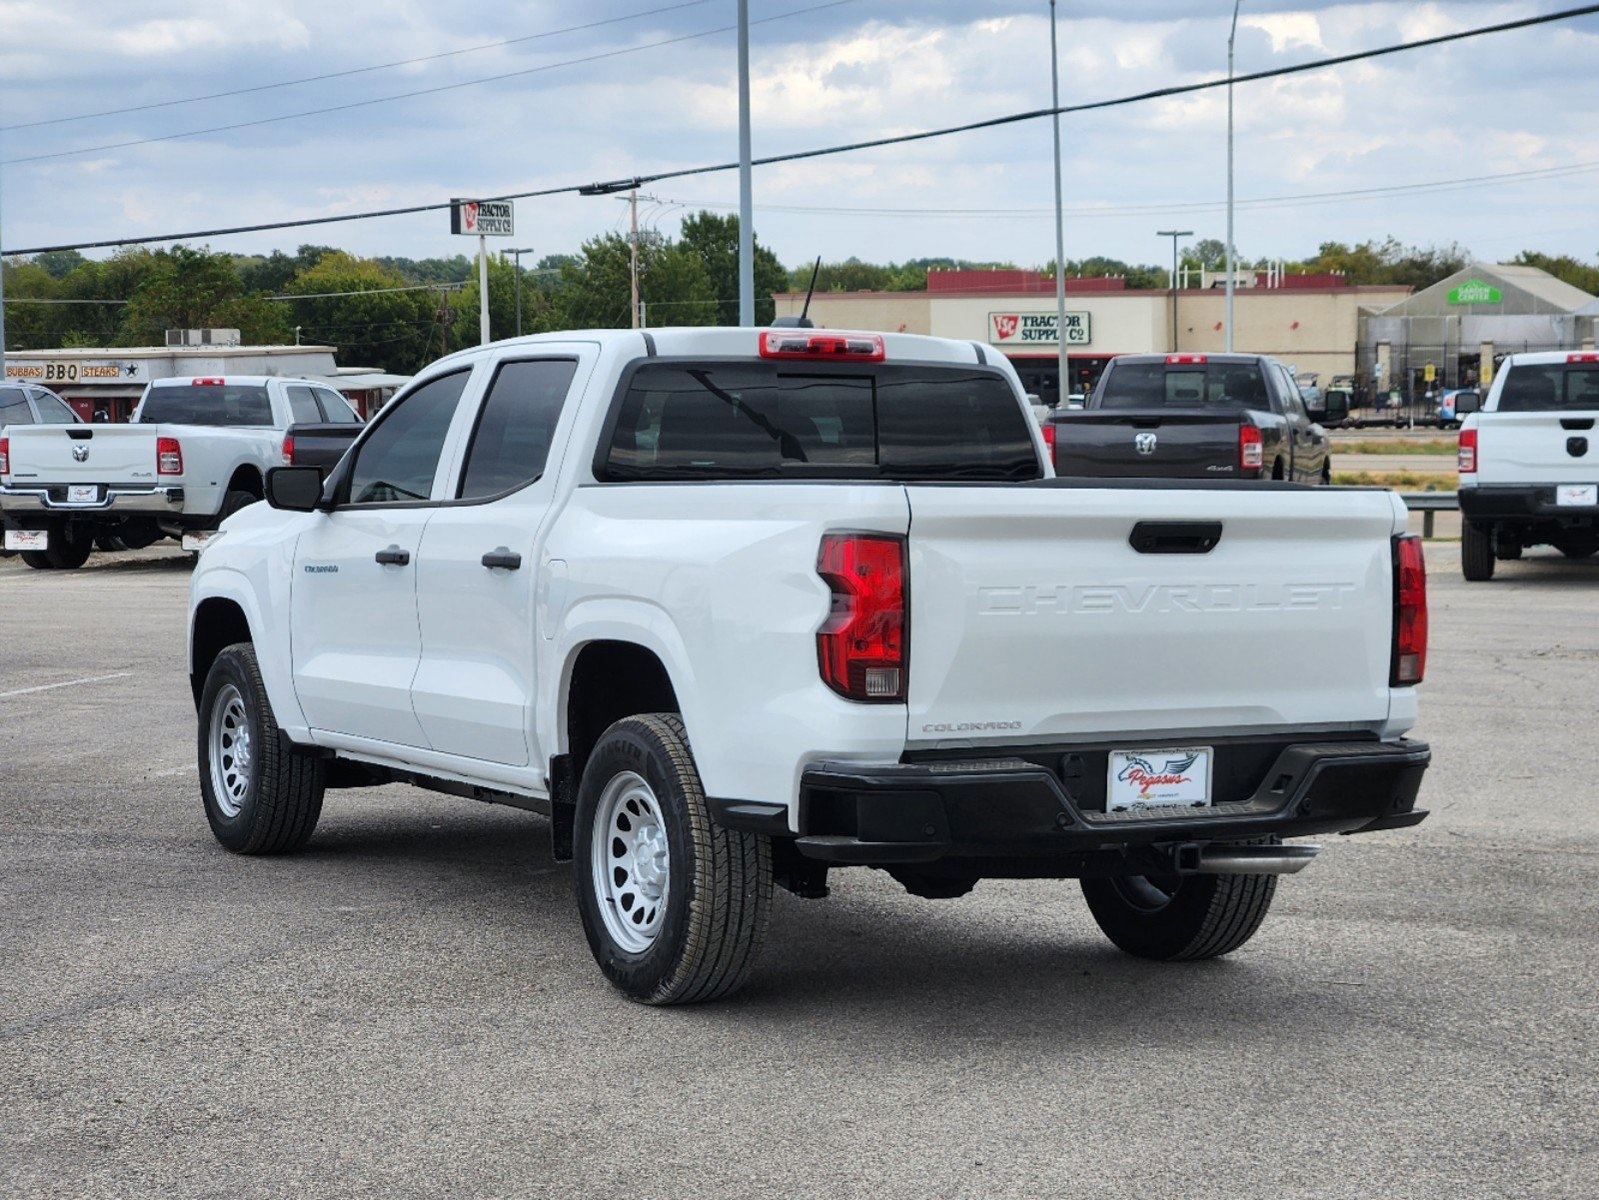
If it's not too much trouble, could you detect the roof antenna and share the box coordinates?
[772,256,821,328]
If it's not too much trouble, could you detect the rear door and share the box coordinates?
[903,484,1401,747]
[1478,361,1599,487]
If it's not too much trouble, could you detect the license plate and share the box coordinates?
[67,485,98,504]
[182,531,220,552]
[1556,484,1597,507]
[1107,746,1212,812]
[4,529,47,551]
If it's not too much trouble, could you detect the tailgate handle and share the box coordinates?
[1129,521,1222,554]
[67,429,93,440]
[1560,418,1595,431]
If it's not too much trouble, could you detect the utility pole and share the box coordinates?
[0,144,7,381]
[509,246,534,336]
[1226,0,1242,352]
[629,186,640,330]
[1049,0,1068,404]
[1157,230,1193,353]
[737,0,754,325]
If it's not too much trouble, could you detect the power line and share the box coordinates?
[3,1,855,166]
[269,282,466,300]
[0,1,714,132]
[6,3,1598,256]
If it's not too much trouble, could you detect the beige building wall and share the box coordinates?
[772,292,932,334]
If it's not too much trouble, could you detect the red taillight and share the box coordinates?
[760,331,885,361]
[0,436,8,476]
[157,436,183,475]
[1239,424,1264,471]
[1040,422,1056,459]
[1392,535,1427,686]
[191,377,225,386]
[282,435,295,465]
[1166,354,1207,364]
[1568,353,1599,363]
[817,533,906,702]
[1458,428,1477,473]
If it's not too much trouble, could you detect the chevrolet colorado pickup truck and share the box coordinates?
[1052,353,1331,484]
[0,375,362,568]
[1458,351,1599,579]
[188,327,1430,1004]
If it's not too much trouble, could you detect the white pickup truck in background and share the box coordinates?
[188,326,1431,1004]
[1458,350,1599,579]
[0,375,363,569]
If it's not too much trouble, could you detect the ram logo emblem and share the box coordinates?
[1134,432,1157,456]
[72,445,90,462]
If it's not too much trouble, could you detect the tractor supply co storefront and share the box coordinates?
[775,270,1409,406]
[4,343,342,423]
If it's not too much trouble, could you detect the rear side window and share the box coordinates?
[1099,362,1270,411]
[31,392,79,423]
[345,371,469,504]
[0,390,34,425]
[138,384,272,426]
[1498,365,1599,411]
[285,385,322,425]
[600,363,1038,481]
[458,359,577,499]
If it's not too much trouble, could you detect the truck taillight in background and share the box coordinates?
[1391,535,1428,686]
[1458,428,1477,473]
[0,437,8,476]
[1040,422,1056,460]
[1239,424,1264,471]
[816,533,906,702]
[157,437,183,475]
[282,436,295,465]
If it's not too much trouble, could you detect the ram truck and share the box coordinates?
[0,375,362,569]
[187,327,1431,1005]
[1458,351,1599,579]
[1052,353,1331,484]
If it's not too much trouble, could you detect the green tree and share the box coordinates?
[237,244,338,294]
[119,245,289,345]
[2,260,63,349]
[1511,251,1599,296]
[285,252,435,373]
[553,232,715,329]
[676,211,789,324]
[34,249,87,280]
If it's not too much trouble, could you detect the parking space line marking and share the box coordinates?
[0,671,134,699]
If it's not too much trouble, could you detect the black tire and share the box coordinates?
[116,520,163,550]
[20,550,54,570]
[43,529,92,570]
[1462,520,1495,581]
[198,643,325,854]
[574,713,772,1005]
[1081,858,1277,961]
[220,489,258,522]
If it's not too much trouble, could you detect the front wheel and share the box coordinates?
[198,643,325,854]
[1461,520,1495,581]
[574,714,772,1004]
[1081,861,1277,961]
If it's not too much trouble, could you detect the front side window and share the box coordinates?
[458,359,577,500]
[345,371,469,504]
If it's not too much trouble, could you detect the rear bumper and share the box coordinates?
[0,483,185,515]
[714,739,1429,868]
[1459,484,1598,522]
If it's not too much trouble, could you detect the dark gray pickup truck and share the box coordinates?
[1051,353,1331,484]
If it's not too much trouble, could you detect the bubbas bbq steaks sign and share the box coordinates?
[989,311,1091,346]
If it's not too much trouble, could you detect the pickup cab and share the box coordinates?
[0,375,362,569]
[188,328,1430,1004]
[1458,351,1599,579]
[1052,353,1330,484]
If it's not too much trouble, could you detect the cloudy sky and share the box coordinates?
[1,1,1596,274]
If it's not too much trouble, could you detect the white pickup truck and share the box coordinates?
[1458,351,1599,579]
[0,375,362,569]
[188,327,1431,1004]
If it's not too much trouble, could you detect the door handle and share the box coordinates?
[481,547,522,570]
[375,545,410,566]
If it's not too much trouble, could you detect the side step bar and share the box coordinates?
[1175,842,1320,875]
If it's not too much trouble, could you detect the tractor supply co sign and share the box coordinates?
[6,360,147,384]
[989,311,1091,346]
[450,198,514,236]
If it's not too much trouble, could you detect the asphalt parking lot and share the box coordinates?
[2,542,1595,1199]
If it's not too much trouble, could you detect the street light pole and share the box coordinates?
[1157,229,1193,353]
[508,246,533,336]
[1226,0,1242,353]
[737,0,754,325]
[1049,0,1069,404]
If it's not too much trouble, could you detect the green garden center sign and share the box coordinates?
[1447,279,1503,305]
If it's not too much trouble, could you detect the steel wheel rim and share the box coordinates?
[591,771,670,953]
[208,682,253,819]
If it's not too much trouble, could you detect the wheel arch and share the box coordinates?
[226,464,264,499]
[561,639,683,781]
[190,596,252,709]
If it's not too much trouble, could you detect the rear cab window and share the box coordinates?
[597,361,1040,482]
[1496,364,1599,411]
[137,384,273,426]
[1098,360,1274,412]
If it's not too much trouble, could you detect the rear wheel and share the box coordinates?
[1462,520,1495,581]
[43,529,92,570]
[574,714,772,1004]
[1081,859,1277,961]
[220,489,258,522]
[20,550,54,570]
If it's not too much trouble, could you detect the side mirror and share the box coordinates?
[266,466,326,512]
[1322,392,1351,422]
[1455,392,1481,415]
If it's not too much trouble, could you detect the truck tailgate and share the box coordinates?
[1053,411,1245,479]
[904,482,1402,746]
[1475,410,1599,487]
[0,425,158,482]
